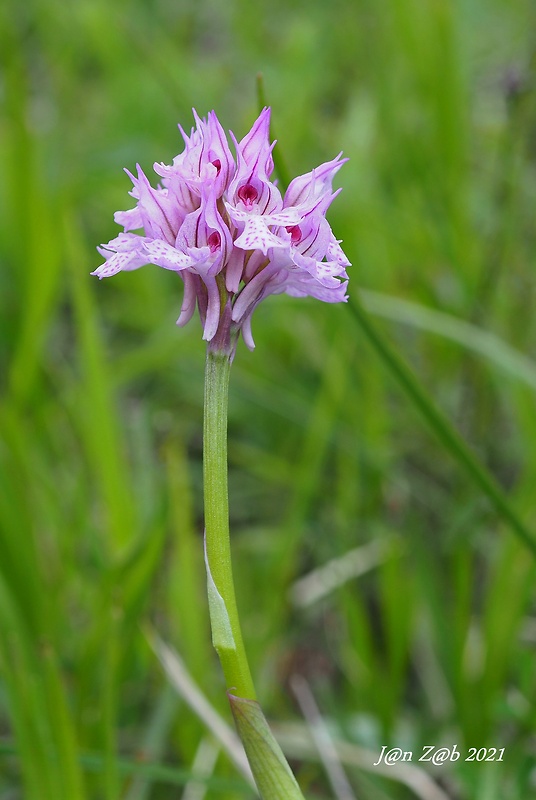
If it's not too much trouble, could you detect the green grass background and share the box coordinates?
[1,0,536,797]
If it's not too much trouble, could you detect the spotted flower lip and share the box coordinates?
[93,107,350,354]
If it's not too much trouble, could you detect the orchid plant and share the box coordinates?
[94,107,349,799]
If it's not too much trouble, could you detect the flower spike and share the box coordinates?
[95,108,350,354]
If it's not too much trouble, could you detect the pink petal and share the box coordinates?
[202,276,221,341]
[233,216,288,256]
[91,248,148,278]
[284,153,347,207]
[142,239,196,271]
[176,272,199,327]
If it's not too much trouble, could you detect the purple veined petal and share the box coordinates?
[242,249,268,283]
[283,271,349,303]
[286,186,341,228]
[154,161,198,216]
[196,277,208,329]
[290,214,331,262]
[114,206,143,231]
[284,153,348,207]
[184,245,213,274]
[176,271,199,327]
[237,107,271,162]
[282,192,347,263]
[171,180,199,216]
[239,309,256,351]
[224,247,246,293]
[228,204,301,230]
[233,266,293,350]
[227,109,281,215]
[233,215,290,256]
[309,261,348,288]
[261,207,303,227]
[202,110,235,196]
[285,287,308,298]
[204,253,227,278]
[231,261,281,323]
[153,159,189,180]
[326,235,351,267]
[177,186,233,276]
[177,121,194,148]
[169,114,203,172]
[252,251,348,301]
[225,201,255,225]
[142,239,199,271]
[93,232,151,277]
[100,232,148,252]
[178,205,206,251]
[227,172,283,219]
[155,109,235,200]
[201,185,234,269]
[233,107,274,177]
[201,275,221,341]
[318,260,349,281]
[92,247,149,278]
[169,132,209,192]
[291,249,348,285]
[285,189,350,269]
[126,165,179,244]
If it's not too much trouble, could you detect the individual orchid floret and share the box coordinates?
[127,165,184,244]
[95,232,151,278]
[93,107,350,355]
[226,108,283,226]
[232,107,275,181]
[155,110,234,202]
[283,152,348,208]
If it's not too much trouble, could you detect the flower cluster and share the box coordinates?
[93,108,350,353]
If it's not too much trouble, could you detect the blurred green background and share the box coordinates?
[1,0,536,798]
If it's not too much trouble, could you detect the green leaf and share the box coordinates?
[229,694,305,800]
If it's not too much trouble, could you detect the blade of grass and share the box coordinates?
[361,289,536,392]
[289,537,394,608]
[0,741,252,794]
[347,291,536,557]
[164,439,212,680]
[83,750,251,794]
[376,545,415,731]
[182,738,220,800]
[124,685,180,800]
[272,721,451,800]
[146,630,256,789]
[1,28,63,408]
[63,210,136,554]
[270,315,352,598]
[291,675,356,800]
[41,644,87,800]
[0,594,56,800]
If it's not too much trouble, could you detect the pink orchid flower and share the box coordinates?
[93,108,350,354]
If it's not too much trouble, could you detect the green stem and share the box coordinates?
[203,348,255,699]
[203,346,306,799]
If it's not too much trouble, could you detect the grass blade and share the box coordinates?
[348,291,536,557]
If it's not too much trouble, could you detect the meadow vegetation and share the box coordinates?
[1,0,536,797]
